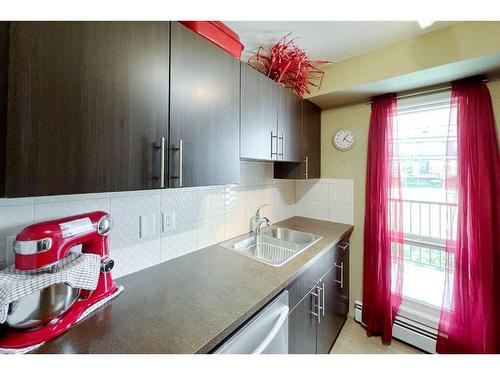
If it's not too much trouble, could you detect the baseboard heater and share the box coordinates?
[354,300,437,353]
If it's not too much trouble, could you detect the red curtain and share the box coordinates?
[437,78,500,353]
[362,93,404,344]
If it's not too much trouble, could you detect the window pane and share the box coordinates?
[390,92,457,309]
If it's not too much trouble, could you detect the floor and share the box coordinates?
[330,318,424,354]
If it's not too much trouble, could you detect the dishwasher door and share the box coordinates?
[214,290,289,354]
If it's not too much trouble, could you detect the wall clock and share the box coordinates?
[332,129,356,151]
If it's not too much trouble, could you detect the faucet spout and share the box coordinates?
[254,217,272,235]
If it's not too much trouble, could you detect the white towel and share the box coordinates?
[0,253,101,325]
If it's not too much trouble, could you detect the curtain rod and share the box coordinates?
[366,78,489,105]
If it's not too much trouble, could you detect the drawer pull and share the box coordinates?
[337,241,349,250]
[321,282,325,316]
[334,262,344,289]
[310,286,322,324]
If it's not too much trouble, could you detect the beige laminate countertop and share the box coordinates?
[34,216,353,354]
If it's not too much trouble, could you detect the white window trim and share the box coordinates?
[393,89,454,327]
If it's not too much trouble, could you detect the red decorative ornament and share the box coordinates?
[248,33,330,97]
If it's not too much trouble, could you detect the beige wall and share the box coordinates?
[321,78,500,317]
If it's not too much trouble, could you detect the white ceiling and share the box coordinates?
[225,21,456,63]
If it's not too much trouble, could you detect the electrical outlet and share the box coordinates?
[162,212,176,233]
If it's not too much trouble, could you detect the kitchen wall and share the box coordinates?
[320,77,500,317]
[0,161,297,278]
[295,179,353,225]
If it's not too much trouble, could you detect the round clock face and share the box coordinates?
[333,129,356,151]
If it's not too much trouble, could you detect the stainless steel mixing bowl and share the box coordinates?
[6,283,80,330]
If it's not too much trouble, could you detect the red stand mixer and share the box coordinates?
[0,211,122,351]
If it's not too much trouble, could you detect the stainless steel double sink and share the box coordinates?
[221,227,323,267]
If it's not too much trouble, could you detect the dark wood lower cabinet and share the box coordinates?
[288,290,318,354]
[333,243,350,335]
[316,266,338,354]
[288,240,350,354]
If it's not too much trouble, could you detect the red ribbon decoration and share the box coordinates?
[248,33,329,97]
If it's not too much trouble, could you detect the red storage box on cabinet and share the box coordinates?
[180,21,244,58]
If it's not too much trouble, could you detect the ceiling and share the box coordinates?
[308,53,500,109]
[225,21,456,63]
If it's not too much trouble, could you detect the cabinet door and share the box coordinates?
[288,289,318,354]
[277,88,302,162]
[5,22,170,197]
[0,22,8,197]
[334,244,350,327]
[316,245,350,353]
[302,100,321,179]
[240,62,278,161]
[316,266,338,354]
[169,22,240,188]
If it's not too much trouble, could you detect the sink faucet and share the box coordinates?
[253,204,272,234]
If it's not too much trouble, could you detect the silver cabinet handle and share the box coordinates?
[321,282,325,316]
[271,131,278,159]
[338,241,349,250]
[310,289,320,324]
[278,131,284,158]
[178,139,183,187]
[169,139,183,187]
[282,132,285,159]
[310,285,323,324]
[160,137,165,188]
[334,262,344,289]
[154,137,166,188]
[304,156,309,179]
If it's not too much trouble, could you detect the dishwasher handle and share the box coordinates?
[252,305,289,354]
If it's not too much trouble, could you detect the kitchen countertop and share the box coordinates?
[34,216,353,354]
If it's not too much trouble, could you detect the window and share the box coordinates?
[391,91,457,309]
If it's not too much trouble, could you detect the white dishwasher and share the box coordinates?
[214,290,289,354]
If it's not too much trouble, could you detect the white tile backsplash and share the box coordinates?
[197,186,225,220]
[224,185,247,214]
[160,189,198,225]
[0,204,33,267]
[110,193,160,239]
[111,238,162,279]
[34,197,110,222]
[224,210,247,240]
[295,179,354,225]
[161,221,198,262]
[0,161,302,277]
[197,215,226,249]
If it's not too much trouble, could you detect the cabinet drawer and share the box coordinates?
[286,245,335,310]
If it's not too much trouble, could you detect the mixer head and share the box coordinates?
[13,211,113,271]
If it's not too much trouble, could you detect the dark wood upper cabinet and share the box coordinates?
[240,62,278,161]
[277,88,302,162]
[0,22,9,197]
[274,99,321,179]
[4,21,170,197]
[302,99,321,178]
[169,22,240,188]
